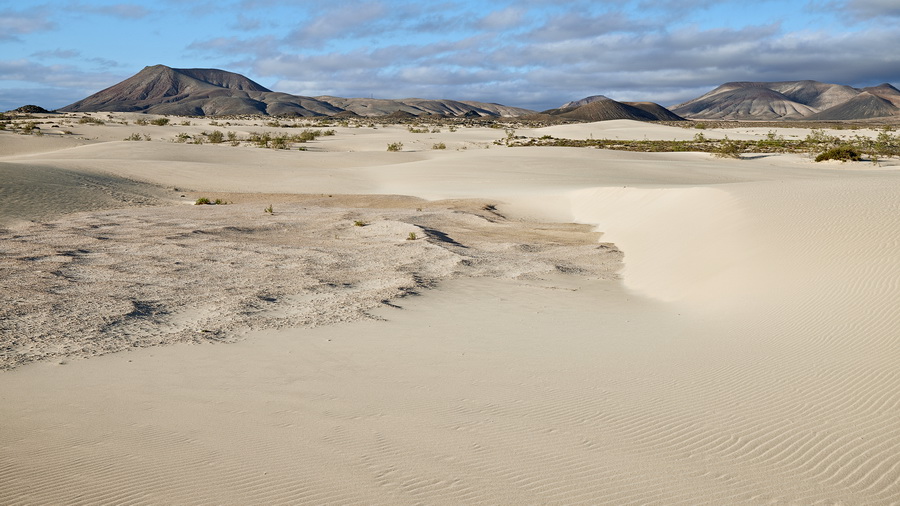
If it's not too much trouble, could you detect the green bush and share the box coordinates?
[432,142,446,150]
[206,130,224,143]
[78,116,105,125]
[815,145,862,162]
[150,117,170,126]
[713,137,742,159]
[387,142,404,152]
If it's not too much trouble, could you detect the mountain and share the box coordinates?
[542,96,684,122]
[806,92,900,121]
[59,65,535,118]
[621,102,685,121]
[560,95,610,109]
[672,80,900,120]
[58,65,340,116]
[862,83,900,107]
[313,96,533,117]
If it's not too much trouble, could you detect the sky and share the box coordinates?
[2,0,900,112]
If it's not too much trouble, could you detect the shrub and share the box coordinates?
[134,118,149,125]
[270,135,290,149]
[387,142,403,152]
[174,132,191,143]
[124,133,149,141]
[264,204,274,214]
[78,116,105,125]
[206,130,225,143]
[432,142,446,150]
[406,232,417,240]
[353,220,368,227]
[815,145,862,162]
[150,117,170,126]
[713,137,742,159]
[195,197,211,205]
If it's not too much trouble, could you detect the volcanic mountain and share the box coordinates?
[59,65,534,117]
[542,96,684,122]
[673,80,900,120]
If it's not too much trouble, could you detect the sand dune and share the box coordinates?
[2,117,900,503]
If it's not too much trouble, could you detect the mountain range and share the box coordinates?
[671,81,900,120]
[58,64,682,121]
[59,65,534,118]
[55,65,900,122]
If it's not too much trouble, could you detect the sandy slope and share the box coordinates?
[2,117,900,504]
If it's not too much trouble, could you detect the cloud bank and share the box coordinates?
[1,0,899,111]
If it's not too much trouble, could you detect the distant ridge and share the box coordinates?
[59,65,535,118]
[673,80,900,120]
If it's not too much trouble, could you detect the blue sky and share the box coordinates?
[2,0,899,111]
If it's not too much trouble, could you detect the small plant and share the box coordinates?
[150,117,170,126]
[353,220,368,227]
[227,131,239,146]
[206,130,225,143]
[815,145,862,162]
[264,204,274,214]
[713,136,742,159]
[135,118,149,125]
[387,142,404,152]
[124,132,150,141]
[270,135,290,149]
[78,116,105,125]
[174,132,191,143]
[694,122,707,129]
[194,197,227,205]
[407,232,417,240]
[432,142,446,150]
[180,120,192,126]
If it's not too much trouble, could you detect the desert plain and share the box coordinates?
[1,114,899,504]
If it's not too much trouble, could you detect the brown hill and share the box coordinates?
[672,84,816,120]
[59,65,341,116]
[543,97,683,122]
[623,102,685,121]
[863,83,900,107]
[560,95,609,109]
[806,92,900,121]
[673,80,900,120]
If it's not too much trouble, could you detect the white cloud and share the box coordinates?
[0,7,57,39]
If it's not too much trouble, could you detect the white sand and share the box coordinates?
[2,116,900,504]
